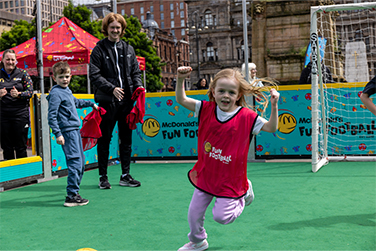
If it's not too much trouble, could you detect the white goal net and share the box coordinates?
[310,2,376,172]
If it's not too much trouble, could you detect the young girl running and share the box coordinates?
[176,66,280,251]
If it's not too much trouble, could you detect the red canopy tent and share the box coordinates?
[0,17,99,76]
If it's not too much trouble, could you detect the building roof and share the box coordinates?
[142,12,159,29]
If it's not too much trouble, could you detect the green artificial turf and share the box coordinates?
[0,161,375,250]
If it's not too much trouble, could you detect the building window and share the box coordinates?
[160,4,163,11]
[213,15,217,26]
[0,2,3,8]
[161,13,164,20]
[207,42,214,61]
[161,21,164,29]
[15,0,18,7]
[171,20,175,28]
[150,5,153,12]
[21,7,25,14]
[181,19,185,27]
[170,12,174,19]
[121,9,124,15]
[180,10,184,18]
[180,2,184,9]
[205,10,213,26]
[141,15,144,22]
[131,8,134,15]
[5,2,8,8]
[181,28,185,36]
[140,7,144,14]
[10,1,13,7]
[20,0,24,6]
[151,14,154,19]
[170,3,173,10]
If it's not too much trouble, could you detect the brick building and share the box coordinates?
[0,9,32,33]
[0,0,69,28]
[142,11,191,90]
[117,0,188,41]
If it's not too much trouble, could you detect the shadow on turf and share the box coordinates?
[268,212,376,230]
[0,193,64,208]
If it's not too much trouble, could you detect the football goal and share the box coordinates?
[310,2,376,172]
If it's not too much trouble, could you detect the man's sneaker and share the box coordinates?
[244,179,254,206]
[178,240,209,251]
[119,174,141,187]
[64,194,89,207]
[99,176,112,189]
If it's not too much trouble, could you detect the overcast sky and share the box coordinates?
[72,0,110,6]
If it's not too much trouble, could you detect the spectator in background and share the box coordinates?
[360,75,376,116]
[89,13,143,189]
[197,78,209,90]
[299,54,334,85]
[241,63,264,87]
[47,61,98,207]
[164,80,175,92]
[0,49,33,160]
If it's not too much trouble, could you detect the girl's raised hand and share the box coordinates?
[270,88,280,106]
[177,66,192,79]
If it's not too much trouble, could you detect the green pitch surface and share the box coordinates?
[0,162,375,250]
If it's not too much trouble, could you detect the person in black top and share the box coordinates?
[0,49,33,160]
[299,56,334,85]
[89,13,143,189]
[197,78,209,90]
[360,75,376,116]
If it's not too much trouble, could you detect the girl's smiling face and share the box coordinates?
[211,77,241,113]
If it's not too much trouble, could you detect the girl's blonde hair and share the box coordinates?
[207,68,278,115]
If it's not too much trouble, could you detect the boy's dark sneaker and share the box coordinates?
[119,174,141,187]
[64,194,89,207]
[99,176,112,189]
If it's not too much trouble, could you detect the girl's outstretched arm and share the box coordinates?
[176,66,197,112]
[261,88,280,132]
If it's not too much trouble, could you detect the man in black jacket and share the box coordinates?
[89,13,143,189]
[299,59,334,85]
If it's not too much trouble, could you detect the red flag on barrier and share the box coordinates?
[136,56,146,71]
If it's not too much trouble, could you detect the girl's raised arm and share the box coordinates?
[261,88,280,133]
[176,66,198,112]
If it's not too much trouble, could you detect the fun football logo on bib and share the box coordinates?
[205,143,232,164]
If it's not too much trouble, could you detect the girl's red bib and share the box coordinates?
[188,101,258,198]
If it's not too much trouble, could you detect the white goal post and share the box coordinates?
[310,2,376,172]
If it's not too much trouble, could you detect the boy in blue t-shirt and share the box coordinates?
[360,75,376,116]
[47,61,98,207]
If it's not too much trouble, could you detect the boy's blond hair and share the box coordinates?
[52,61,71,77]
[207,68,277,115]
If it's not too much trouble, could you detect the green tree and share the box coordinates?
[69,75,88,93]
[123,15,163,92]
[63,0,104,39]
[0,19,36,51]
